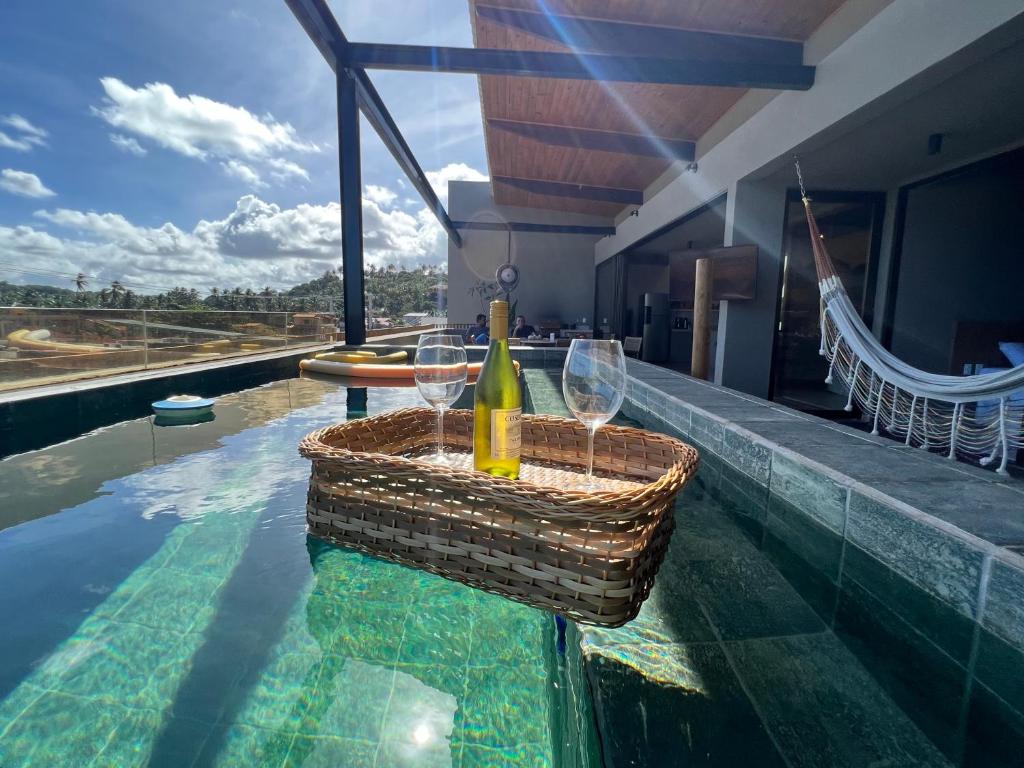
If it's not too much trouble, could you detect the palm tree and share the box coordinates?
[74,273,89,292]
[109,281,124,308]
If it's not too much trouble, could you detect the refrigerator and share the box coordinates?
[640,292,670,363]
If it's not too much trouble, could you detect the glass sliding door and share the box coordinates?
[771,191,884,413]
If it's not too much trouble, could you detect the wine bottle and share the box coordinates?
[474,299,521,478]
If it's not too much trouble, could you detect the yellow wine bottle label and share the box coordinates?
[489,407,522,460]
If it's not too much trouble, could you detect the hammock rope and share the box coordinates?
[796,161,1024,474]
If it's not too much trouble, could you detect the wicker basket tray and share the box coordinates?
[298,407,699,627]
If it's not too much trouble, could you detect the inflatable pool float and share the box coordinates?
[314,350,408,364]
[6,328,108,355]
[151,395,215,418]
[298,358,517,379]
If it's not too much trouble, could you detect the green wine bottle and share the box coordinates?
[474,299,521,478]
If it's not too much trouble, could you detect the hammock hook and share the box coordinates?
[794,156,809,201]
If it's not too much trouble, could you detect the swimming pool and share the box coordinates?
[0,378,596,767]
[2,369,1014,766]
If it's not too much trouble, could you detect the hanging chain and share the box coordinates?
[794,156,808,200]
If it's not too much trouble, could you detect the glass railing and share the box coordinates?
[0,307,340,392]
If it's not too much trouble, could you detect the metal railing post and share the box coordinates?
[142,309,149,369]
[284,312,289,348]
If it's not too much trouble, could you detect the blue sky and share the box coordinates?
[0,0,487,292]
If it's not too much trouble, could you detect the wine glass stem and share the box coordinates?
[436,405,445,460]
[586,426,596,479]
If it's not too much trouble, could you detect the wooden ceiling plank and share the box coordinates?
[494,175,643,204]
[475,4,804,64]
[488,117,695,160]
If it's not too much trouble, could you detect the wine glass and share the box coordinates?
[414,334,468,464]
[562,339,626,485]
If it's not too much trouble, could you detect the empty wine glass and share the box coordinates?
[414,334,467,464]
[562,339,626,485]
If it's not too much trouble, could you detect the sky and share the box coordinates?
[0,0,489,294]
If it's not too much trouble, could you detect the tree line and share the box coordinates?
[0,264,447,321]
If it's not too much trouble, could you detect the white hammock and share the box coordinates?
[798,165,1024,474]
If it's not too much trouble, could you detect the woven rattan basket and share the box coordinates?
[298,407,699,627]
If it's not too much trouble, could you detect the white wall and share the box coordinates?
[448,181,608,327]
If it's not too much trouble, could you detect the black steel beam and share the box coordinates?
[345,43,815,90]
[338,71,366,345]
[476,4,804,65]
[452,220,616,236]
[488,118,694,161]
[352,71,462,247]
[283,0,462,248]
[493,176,643,205]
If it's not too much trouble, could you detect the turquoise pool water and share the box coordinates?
[0,378,588,767]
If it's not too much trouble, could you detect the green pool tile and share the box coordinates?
[679,557,824,641]
[670,495,762,562]
[110,571,225,634]
[389,662,466,700]
[981,557,1024,652]
[229,651,324,734]
[456,665,551,749]
[586,644,786,768]
[833,578,967,759]
[766,495,844,583]
[846,490,985,618]
[301,657,396,741]
[93,708,211,768]
[841,544,977,665]
[376,666,459,764]
[721,428,772,485]
[768,451,848,535]
[727,633,952,768]
[688,410,725,455]
[459,742,553,768]
[55,621,193,709]
[761,531,840,624]
[713,460,769,530]
[213,723,298,768]
[0,691,127,768]
[319,600,409,664]
[963,681,1024,768]
[399,611,476,669]
[282,735,378,768]
[973,625,1024,717]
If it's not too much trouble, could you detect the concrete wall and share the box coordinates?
[715,179,788,397]
[447,181,607,327]
[890,149,1024,373]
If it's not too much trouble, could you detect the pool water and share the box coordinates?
[0,378,592,767]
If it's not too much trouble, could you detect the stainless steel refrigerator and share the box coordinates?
[640,292,670,363]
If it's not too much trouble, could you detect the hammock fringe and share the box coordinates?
[802,189,1023,474]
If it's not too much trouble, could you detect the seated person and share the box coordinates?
[512,315,538,339]
[466,313,488,344]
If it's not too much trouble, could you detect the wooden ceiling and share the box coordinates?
[470,0,846,216]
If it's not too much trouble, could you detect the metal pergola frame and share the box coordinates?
[284,0,816,343]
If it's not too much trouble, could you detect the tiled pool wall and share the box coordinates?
[621,367,1024,763]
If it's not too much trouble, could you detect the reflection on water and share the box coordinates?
[0,378,560,767]
[0,378,339,532]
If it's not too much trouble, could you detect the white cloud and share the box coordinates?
[219,159,266,189]
[426,162,488,204]
[2,163,484,291]
[109,133,147,156]
[92,77,316,187]
[0,114,48,152]
[364,184,397,208]
[1,169,56,198]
